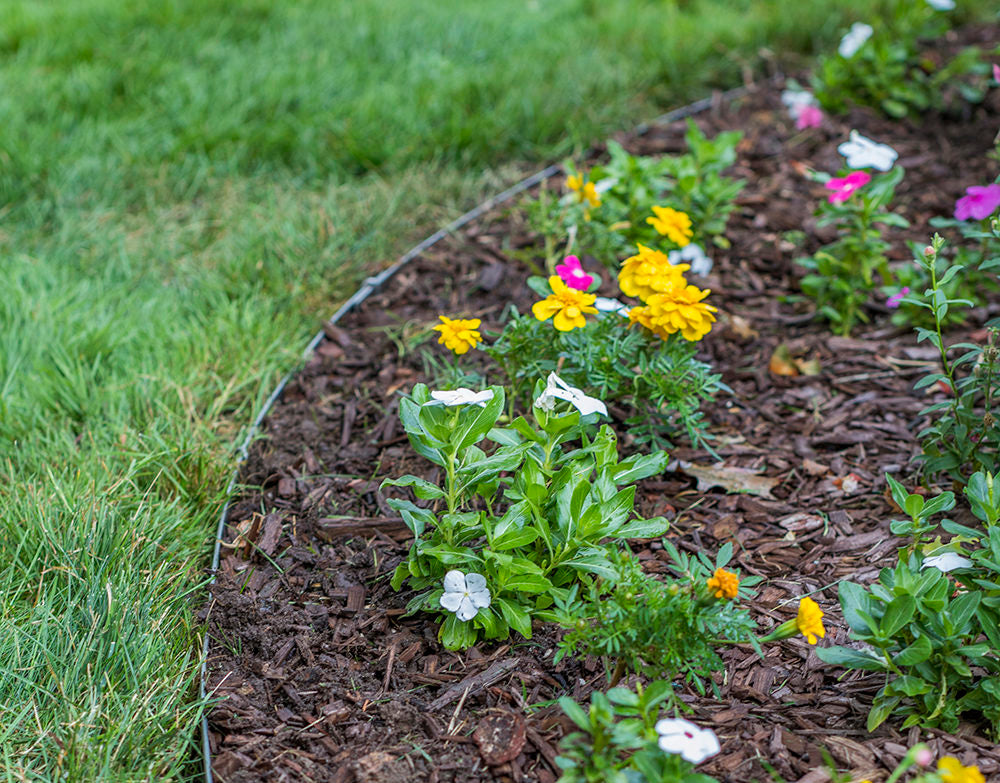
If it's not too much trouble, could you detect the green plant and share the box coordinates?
[812,2,988,119]
[556,682,720,783]
[545,543,760,705]
[818,472,1000,737]
[384,382,670,649]
[885,473,956,552]
[909,235,1000,479]
[524,122,744,270]
[797,165,908,334]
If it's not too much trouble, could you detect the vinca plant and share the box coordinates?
[556,682,722,783]
[383,381,670,649]
[813,1,988,120]
[817,473,1000,737]
[797,161,908,335]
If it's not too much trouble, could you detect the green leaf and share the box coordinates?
[880,595,916,638]
[496,597,533,638]
[501,572,552,593]
[815,645,889,671]
[381,475,445,500]
[613,516,670,540]
[558,696,591,731]
[893,634,932,667]
[492,526,539,551]
[948,591,981,633]
[867,694,900,731]
[839,581,876,635]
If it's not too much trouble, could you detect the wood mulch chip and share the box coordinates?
[203,25,1000,783]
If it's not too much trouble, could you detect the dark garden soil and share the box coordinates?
[203,26,1000,783]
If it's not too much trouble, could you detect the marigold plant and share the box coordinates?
[618,244,689,301]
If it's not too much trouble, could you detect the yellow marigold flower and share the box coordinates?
[566,173,601,208]
[706,568,739,600]
[433,315,482,355]
[633,285,717,342]
[618,244,690,302]
[647,206,693,247]
[938,757,985,783]
[532,275,598,332]
[796,597,826,645]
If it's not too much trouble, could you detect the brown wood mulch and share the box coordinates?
[202,26,1000,783]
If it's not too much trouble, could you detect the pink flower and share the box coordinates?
[825,171,871,204]
[993,64,1000,84]
[795,105,824,130]
[886,287,910,308]
[555,255,595,291]
[955,184,1000,221]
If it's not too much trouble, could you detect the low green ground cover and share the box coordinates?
[0,0,934,778]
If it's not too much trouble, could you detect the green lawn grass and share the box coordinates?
[0,0,979,778]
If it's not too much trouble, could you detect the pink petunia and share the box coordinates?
[886,287,910,309]
[555,255,595,291]
[795,105,824,130]
[825,171,871,204]
[954,184,1000,221]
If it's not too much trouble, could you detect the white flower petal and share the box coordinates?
[926,0,954,9]
[838,22,873,58]
[464,572,488,593]
[922,552,973,572]
[781,89,817,118]
[428,388,495,407]
[469,589,492,609]
[594,297,631,316]
[440,591,465,613]
[456,595,480,621]
[669,244,712,276]
[443,569,467,594]
[837,130,898,171]
[655,718,720,764]
[538,373,608,417]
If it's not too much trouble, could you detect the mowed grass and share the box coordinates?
[1,0,979,778]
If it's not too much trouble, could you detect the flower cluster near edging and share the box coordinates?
[374,3,1000,779]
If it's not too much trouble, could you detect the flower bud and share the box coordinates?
[985,412,996,429]
[914,745,933,767]
[985,346,999,363]
[924,245,935,257]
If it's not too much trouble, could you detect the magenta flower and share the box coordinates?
[993,64,1000,84]
[886,287,910,309]
[825,171,871,204]
[555,255,595,291]
[954,184,1000,221]
[795,105,824,130]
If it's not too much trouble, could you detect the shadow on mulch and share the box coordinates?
[202,26,1000,783]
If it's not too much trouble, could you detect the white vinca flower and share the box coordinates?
[427,388,494,407]
[594,297,631,317]
[533,373,607,416]
[838,22,873,58]
[922,552,973,573]
[837,130,898,171]
[781,88,817,117]
[655,718,721,764]
[925,0,955,9]
[439,570,491,621]
[668,243,712,276]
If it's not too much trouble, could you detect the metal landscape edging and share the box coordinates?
[198,84,749,782]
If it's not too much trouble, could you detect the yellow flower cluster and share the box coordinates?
[706,568,739,600]
[647,206,693,247]
[619,244,690,301]
[566,173,601,208]
[619,244,716,342]
[532,276,598,332]
[433,315,482,355]
[796,597,825,645]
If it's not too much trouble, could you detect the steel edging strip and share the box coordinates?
[198,84,748,781]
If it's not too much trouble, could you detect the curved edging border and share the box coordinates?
[198,84,750,782]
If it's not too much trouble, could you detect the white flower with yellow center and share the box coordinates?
[439,570,492,621]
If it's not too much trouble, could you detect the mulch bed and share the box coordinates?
[203,26,1000,783]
